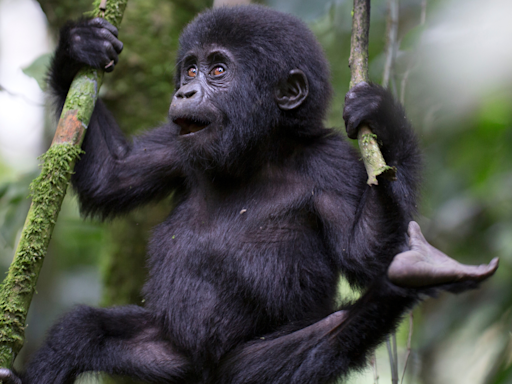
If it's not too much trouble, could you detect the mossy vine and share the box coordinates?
[0,144,83,367]
[0,0,129,371]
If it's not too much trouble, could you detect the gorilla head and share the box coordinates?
[170,5,332,175]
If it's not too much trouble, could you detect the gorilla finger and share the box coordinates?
[103,41,119,64]
[113,38,123,53]
[88,17,119,37]
[346,117,363,139]
[98,28,123,53]
[342,106,360,127]
[95,52,116,72]
[345,128,358,140]
[104,61,115,72]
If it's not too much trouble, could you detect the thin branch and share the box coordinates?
[420,0,427,25]
[400,311,414,384]
[400,0,428,105]
[372,352,379,384]
[382,0,399,90]
[392,333,398,383]
[386,336,398,384]
[399,66,411,106]
[349,0,397,185]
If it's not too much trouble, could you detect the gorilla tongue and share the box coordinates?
[174,118,209,135]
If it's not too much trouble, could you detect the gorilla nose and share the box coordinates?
[175,83,202,100]
[177,89,197,99]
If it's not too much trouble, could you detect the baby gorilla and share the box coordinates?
[0,5,497,384]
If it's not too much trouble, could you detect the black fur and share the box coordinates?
[23,5,427,384]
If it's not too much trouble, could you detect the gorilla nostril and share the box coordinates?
[176,89,197,99]
[183,90,197,98]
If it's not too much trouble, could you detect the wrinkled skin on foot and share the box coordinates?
[388,221,499,288]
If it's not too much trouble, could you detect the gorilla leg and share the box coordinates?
[216,223,498,384]
[216,280,417,384]
[22,306,192,384]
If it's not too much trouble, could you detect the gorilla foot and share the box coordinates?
[387,221,499,288]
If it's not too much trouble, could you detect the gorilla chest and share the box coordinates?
[146,186,336,352]
[148,187,331,305]
[162,191,322,270]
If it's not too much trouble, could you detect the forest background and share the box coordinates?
[0,0,510,383]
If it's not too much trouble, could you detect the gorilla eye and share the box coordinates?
[210,66,225,77]
[187,66,197,78]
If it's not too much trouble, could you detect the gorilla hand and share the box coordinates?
[58,18,123,72]
[343,82,401,142]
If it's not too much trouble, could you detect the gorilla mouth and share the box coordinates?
[174,118,210,135]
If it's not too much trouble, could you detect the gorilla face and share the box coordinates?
[170,46,235,138]
[170,43,312,177]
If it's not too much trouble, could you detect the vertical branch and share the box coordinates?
[372,353,380,384]
[400,311,414,384]
[400,0,428,105]
[0,0,128,370]
[420,0,427,25]
[349,0,397,185]
[382,0,399,94]
[349,0,371,88]
[392,333,399,384]
[386,336,398,384]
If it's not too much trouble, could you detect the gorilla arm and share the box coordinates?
[319,82,497,289]
[48,18,184,219]
[71,108,185,219]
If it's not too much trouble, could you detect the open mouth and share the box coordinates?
[174,118,210,135]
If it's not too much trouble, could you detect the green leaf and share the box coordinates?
[22,53,52,91]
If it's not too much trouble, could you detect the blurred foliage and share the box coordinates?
[22,53,52,92]
[0,0,511,382]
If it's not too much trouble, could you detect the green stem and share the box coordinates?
[0,0,128,369]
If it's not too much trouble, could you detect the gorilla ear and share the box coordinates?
[275,69,309,110]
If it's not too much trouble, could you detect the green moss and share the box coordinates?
[61,69,101,127]
[361,132,377,145]
[87,0,129,28]
[0,144,83,368]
